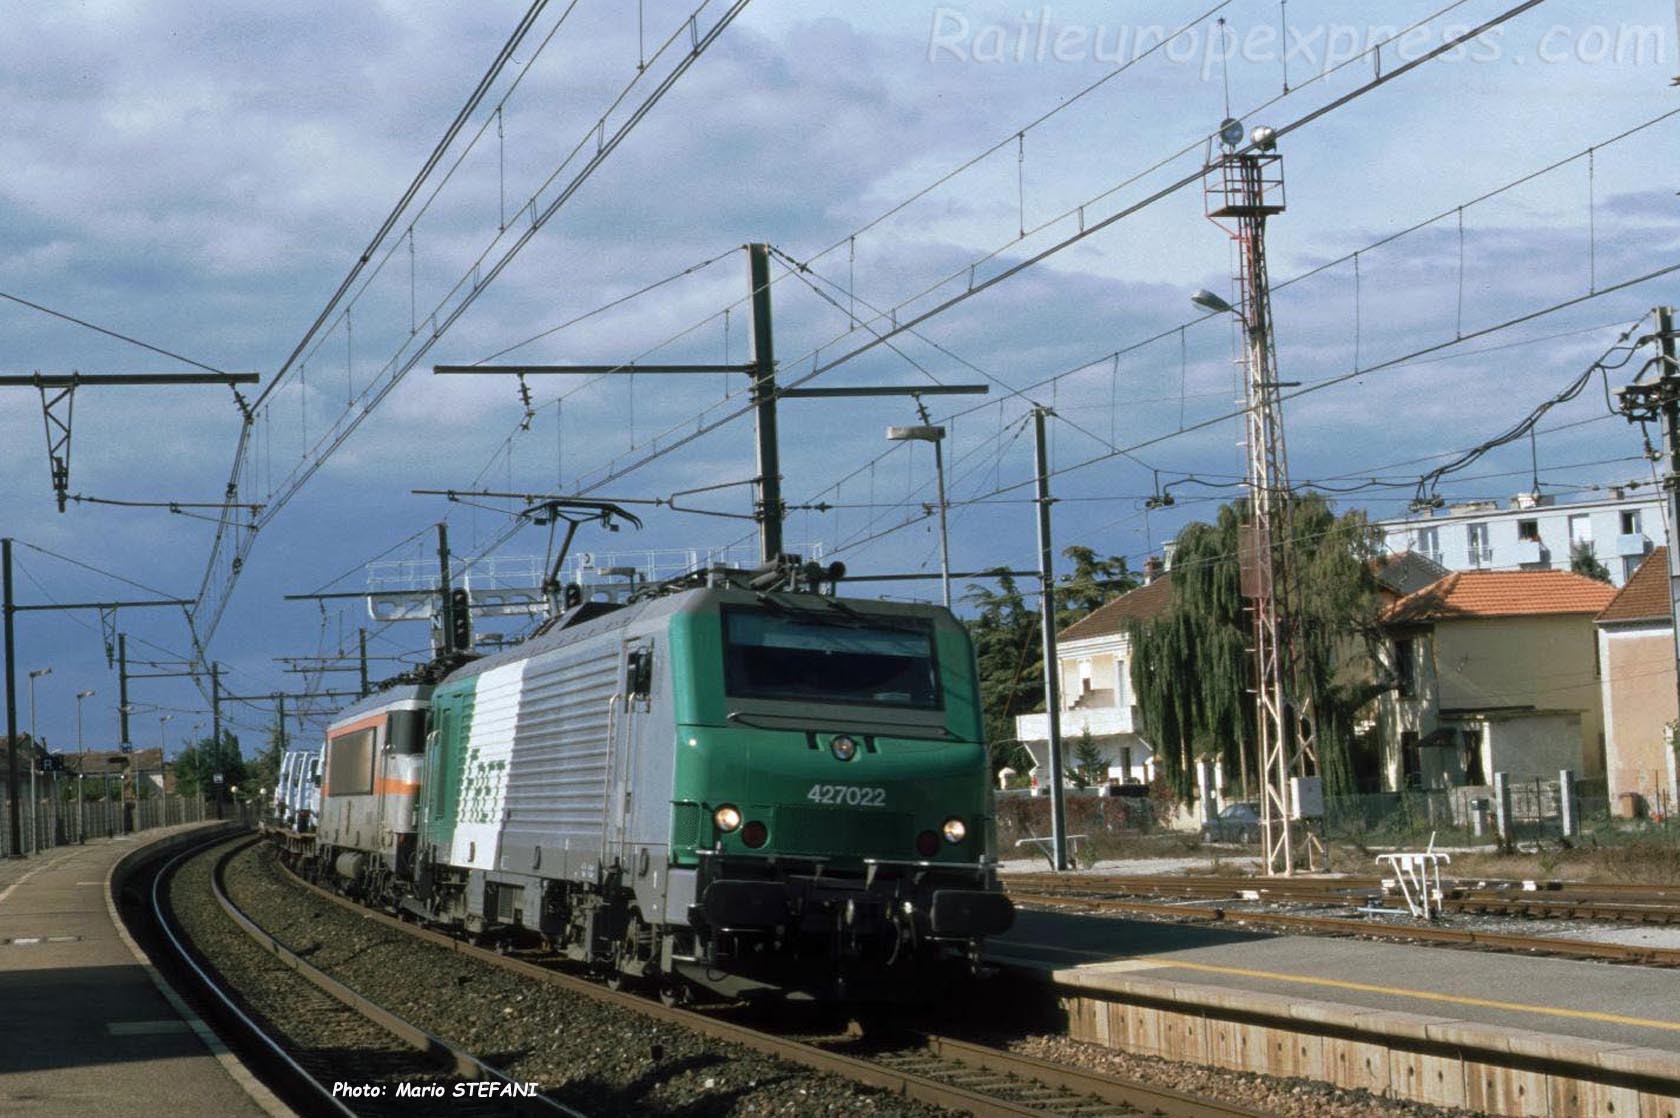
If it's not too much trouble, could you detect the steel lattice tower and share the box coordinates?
[1205,133,1320,876]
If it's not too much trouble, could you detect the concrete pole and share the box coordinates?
[933,435,952,609]
[748,243,783,564]
[1033,408,1069,871]
[2,538,19,858]
[117,634,131,748]
[1493,771,1513,848]
[1559,768,1578,838]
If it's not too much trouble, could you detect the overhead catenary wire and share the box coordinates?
[558,2,1549,506]
[1412,314,1653,505]
[828,292,1672,570]
[467,0,1503,511]
[191,0,752,651]
[0,289,232,377]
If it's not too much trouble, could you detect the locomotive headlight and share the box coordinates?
[830,734,858,762]
[714,805,743,833]
[941,817,967,844]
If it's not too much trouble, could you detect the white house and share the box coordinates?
[1377,490,1665,588]
[1014,573,1171,786]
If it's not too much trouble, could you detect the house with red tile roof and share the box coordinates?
[1013,572,1173,788]
[1594,549,1678,816]
[1377,569,1617,790]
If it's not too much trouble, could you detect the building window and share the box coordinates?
[1401,731,1422,787]
[1568,514,1592,544]
[1624,555,1643,583]
[1394,638,1418,698]
[1622,509,1643,536]
[1517,519,1540,542]
[1467,523,1491,567]
[1416,526,1440,562]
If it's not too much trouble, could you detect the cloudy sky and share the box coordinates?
[1,0,1675,757]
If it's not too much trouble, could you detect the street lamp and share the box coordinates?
[1191,288,1239,317]
[75,689,95,753]
[27,666,52,749]
[75,689,95,845]
[158,714,173,750]
[26,666,51,854]
[886,424,952,608]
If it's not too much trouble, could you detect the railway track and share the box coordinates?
[258,847,1274,1118]
[1007,871,1680,921]
[1004,874,1680,966]
[145,834,583,1117]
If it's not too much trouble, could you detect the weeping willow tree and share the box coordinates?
[1126,495,1388,802]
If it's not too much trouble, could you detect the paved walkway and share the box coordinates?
[0,825,285,1117]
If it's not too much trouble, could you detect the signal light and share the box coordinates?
[714,805,742,833]
[449,587,472,651]
[942,818,967,843]
[742,820,768,848]
[915,830,940,858]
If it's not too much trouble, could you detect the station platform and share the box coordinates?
[989,907,1680,1054]
[0,823,285,1117]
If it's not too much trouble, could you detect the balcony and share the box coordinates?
[1617,533,1651,558]
[1512,539,1548,567]
[1016,704,1137,743]
[1466,547,1493,569]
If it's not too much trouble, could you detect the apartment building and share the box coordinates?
[1377,490,1666,588]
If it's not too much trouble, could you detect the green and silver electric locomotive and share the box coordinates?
[317,565,1012,1001]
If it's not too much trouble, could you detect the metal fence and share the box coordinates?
[1320,775,1631,849]
[0,770,221,858]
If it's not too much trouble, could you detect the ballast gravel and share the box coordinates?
[186,838,1501,1118]
[207,840,952,1117]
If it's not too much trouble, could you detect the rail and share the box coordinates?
[270,848,1279,1118]
[147,834,358,1118]
[1003,877,1680,965]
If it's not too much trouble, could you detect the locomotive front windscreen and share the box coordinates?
[722,607,941,710]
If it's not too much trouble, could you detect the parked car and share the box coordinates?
[1202,801,1262,844]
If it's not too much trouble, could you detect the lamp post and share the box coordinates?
[26,666,51,854]
[75,689,94,755]
[1191,288,1240,318]
[886,423,952,608]
[75,689,94,843]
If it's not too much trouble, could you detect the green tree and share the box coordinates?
[1126,495,1388,802]
[1570,540,1613,584]
[173,730,245,798]
[1071,728,1106,789]
[965,571,1041,778]
[247,712,287,794]
[1057,547,1138,626]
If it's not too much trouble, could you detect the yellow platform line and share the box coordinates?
[1158,958,1680,1035]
